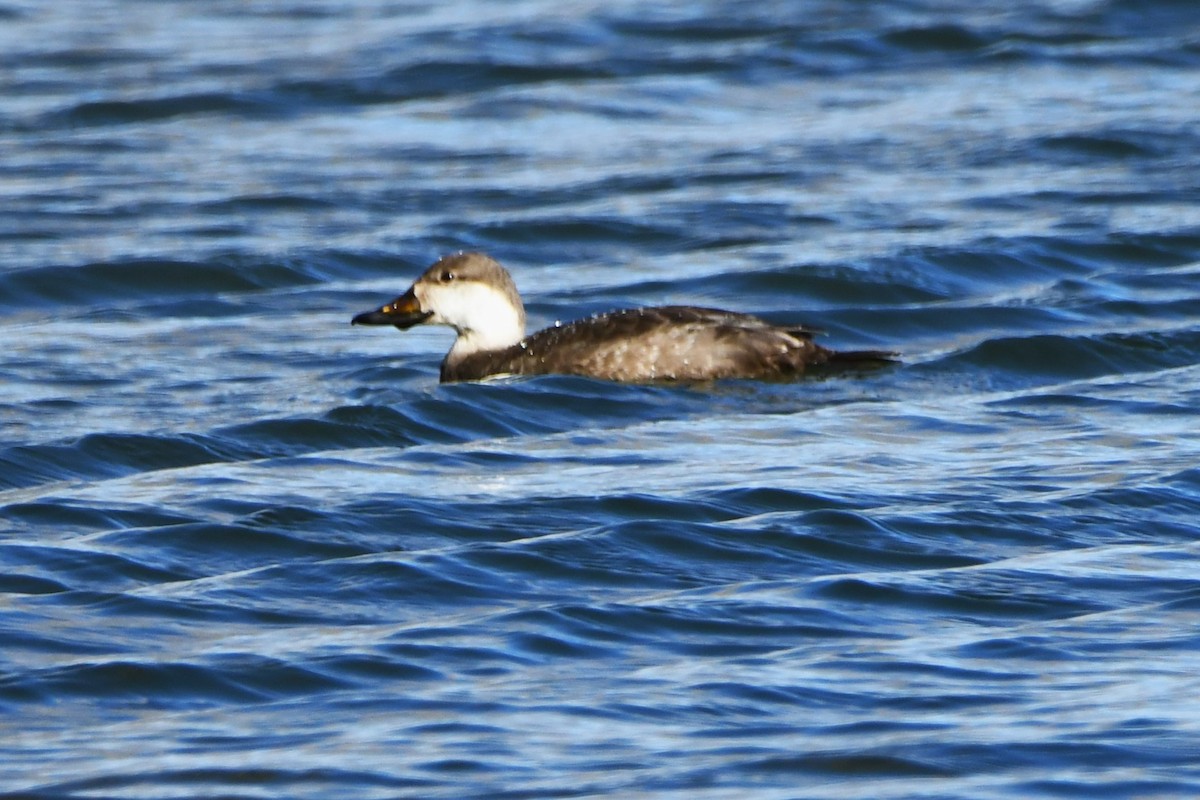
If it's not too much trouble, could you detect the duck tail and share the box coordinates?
[822,348,900,369]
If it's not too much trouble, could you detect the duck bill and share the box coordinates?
[351,287,433,330]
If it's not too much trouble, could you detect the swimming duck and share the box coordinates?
[351,252,897,383]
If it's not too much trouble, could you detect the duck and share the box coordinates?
[351,252,897,383]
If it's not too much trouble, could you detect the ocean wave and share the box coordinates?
[4,1,1200,797]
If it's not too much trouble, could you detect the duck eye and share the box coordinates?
[439,271,455,283]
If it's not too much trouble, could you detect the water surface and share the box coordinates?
[3,1,1200,798]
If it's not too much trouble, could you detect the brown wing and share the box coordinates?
[444,306,829,382]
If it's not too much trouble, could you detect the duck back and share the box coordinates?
[441,306,848,382]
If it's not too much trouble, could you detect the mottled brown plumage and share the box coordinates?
[352,252,897,384]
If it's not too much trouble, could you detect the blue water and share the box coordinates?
[3,1,1200,797]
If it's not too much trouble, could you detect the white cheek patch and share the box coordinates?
[418,282,524,353]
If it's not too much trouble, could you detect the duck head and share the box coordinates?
[352,252,527,357]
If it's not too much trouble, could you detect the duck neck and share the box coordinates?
[445,305,525,365]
